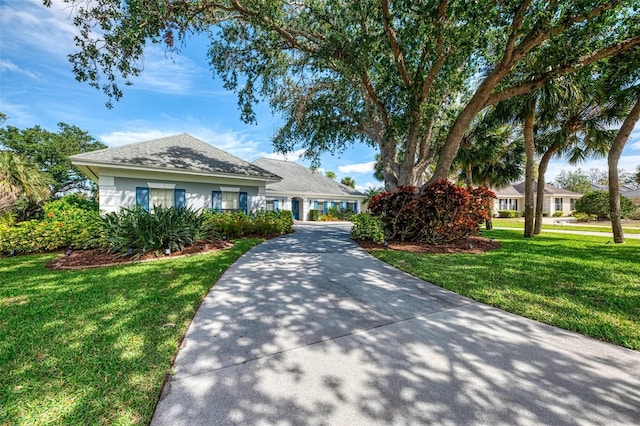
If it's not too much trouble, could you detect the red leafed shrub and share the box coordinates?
[368,186,417,240]
[368,180,495,244]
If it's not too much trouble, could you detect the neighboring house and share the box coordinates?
[70,133,281,214]
[493,182,582,216]
[253,158,364,220]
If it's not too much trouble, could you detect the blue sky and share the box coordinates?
[1,0,638,190]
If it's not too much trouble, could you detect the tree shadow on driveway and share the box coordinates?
[152,224,640,425]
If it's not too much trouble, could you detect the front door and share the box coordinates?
[291,198,299,220]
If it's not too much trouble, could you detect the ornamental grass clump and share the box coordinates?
[101,205,210,256]
[368,180,494,244]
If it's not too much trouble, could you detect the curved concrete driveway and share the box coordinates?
[152,223,640,425]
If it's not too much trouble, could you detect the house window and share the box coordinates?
[555,198,563,211]
[222,191,239,210]
[570,198,576,211]
[266,199,279,212]
[137,187,185,212]
[212,191,248,213]
[499,199,507,210]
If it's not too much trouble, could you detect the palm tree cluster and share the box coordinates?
[451,54,639,243]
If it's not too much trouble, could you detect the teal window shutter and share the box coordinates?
[136,187,149,212]
[239,192,248,214]
[174,189,186,208]
[354,202,358,213]
[340,201,345,210]
[273,199,279,211]
[323,201,328,213]
[314,200,318,210]
[212,191,222,212]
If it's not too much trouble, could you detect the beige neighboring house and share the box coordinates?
[70,134,281,214]
[493,182,582,216]
[253,158,364,221]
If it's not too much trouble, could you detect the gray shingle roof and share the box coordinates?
[495,181,582,197]
[253,158,363,198]
[70,133,280,180]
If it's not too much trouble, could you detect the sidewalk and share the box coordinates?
[152,223,640,425]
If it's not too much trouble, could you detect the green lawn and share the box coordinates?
[370,230,640,351]
[492,218,640,234]
[0,239,261,425]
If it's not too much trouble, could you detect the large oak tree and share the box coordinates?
[49,0,640,189]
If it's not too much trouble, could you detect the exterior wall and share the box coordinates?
[98,170,266,214]
[493,195,579,217]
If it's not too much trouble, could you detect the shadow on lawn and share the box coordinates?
[150,224,640,425]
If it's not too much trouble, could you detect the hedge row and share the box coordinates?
[1,199,293,256]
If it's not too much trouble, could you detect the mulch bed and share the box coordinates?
[46,241,233,270]
[356,235,500,254]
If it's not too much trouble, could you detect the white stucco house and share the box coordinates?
[253,158,364,221]
[493,181,582,216]
[69,134,281,214]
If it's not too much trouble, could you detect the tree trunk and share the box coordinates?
[609,97,640,243]
[465,163,473,189]
[534,147,559,235]
[523,106,536,238]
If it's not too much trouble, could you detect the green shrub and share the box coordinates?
[350,213,385,244]
[575,190,635,220]
[251,210,293,236]
[574,213,597,222]
[308,209,319,221]
[102,206,208,256]
[202,211,252,239]
[498,210,519,218]
[626,208,640,220]
[552,211,564,217]
[0,198,102,255]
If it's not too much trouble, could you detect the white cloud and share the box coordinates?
[0,60,41,80]
[130,45,205,94]
[355,181,383,192]
[0,99,36,127]
[338,161,376,174]
[260,149,306,161]
[630,123,640,150]
[0,0,79,58]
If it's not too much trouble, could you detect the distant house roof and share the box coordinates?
[253,158,363,198]
[70,133,280,181]
[494,181,582,198]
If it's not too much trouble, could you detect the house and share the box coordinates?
[493,181,582,216]
[253,158,364,220]
[70,133,281,214]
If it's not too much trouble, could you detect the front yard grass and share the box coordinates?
[493,218,640,234]
[0,238,262,425]
[370,230,640,351]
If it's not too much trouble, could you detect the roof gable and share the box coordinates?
[70,133,280,180]
[253,158,363,198]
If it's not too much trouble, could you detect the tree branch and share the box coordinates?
[487,37,640,107]
[381,0,412,86]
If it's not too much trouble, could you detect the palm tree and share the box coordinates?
[454,112,524,229]
[340,176,356,189]
[0,151,51,218]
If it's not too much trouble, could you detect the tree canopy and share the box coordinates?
[0,122,106,196]
[49,0,640,189]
